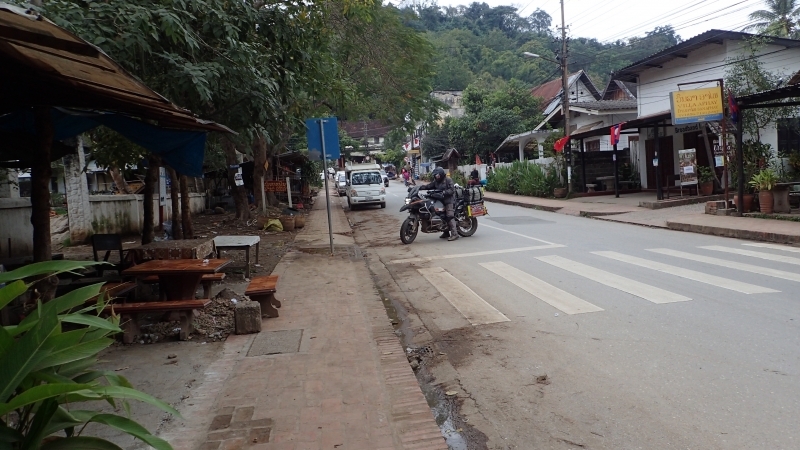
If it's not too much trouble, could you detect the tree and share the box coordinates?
[744,0,800,38]
[725,37,797,142]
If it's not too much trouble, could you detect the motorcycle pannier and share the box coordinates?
[465,186,484,203]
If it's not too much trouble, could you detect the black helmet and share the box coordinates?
[432,167,445,181]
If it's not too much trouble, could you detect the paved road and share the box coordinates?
[343,180,799,450]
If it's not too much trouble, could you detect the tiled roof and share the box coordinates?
[571,100,637,111]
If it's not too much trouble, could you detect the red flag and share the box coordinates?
[553,136,570,152]
[728,91,739,124]
[610,123,623,146]
[476,154,483,165]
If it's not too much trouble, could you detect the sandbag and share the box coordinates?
[263,219,283,232]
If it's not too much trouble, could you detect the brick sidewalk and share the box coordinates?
[159,190,447,450]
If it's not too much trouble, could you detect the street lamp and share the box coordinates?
[523,49,572,193]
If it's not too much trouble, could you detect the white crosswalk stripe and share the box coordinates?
[700,245,800,267]
[593,251,779,294]
[480,261,604,314]
[536,255,691,304]
[649,248,800,283]
[418,267,509,326]
[742,243,800,253]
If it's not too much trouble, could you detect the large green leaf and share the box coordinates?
[33,338,114,371]
[0,261,104,284]
[39,436,123,450]
[59,314,121,333]
[0,327,12,360]
[70,412,173,450]
[0,307,59,402]
[91,386,180,417]
[0,280,26,311]
[0,384,90,416]
[57,356,99,378]
[20,397,59,450]
[41,406,83,438]
[44,283,105,316]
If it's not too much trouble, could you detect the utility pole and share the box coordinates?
[559,0,572,193]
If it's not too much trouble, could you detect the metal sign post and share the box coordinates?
[306,117,340,256]
[319,119,335,256]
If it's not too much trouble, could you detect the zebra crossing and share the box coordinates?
[419,242,798,321]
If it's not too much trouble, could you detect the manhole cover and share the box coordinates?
[247,329,303,356]
[487,216,554,225]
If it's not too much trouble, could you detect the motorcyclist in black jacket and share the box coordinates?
[420,167,459,241]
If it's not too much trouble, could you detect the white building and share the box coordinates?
[608,29,800,190]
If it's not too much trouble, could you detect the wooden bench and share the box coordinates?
[87,281,137,304]
[139,273,225,299]
[105,299,210,344]
[245,275,281,318]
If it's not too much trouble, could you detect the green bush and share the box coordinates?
[450,170,467,187]
[0,261,178,450]
[485,162,559,197]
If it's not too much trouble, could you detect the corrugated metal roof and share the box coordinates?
[0,2,231,132]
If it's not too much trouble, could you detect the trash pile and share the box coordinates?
[193,288,242,341]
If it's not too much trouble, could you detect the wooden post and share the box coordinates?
[31,106,53,262]
[167,167,182,239]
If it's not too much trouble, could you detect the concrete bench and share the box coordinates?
[139,273,225,299]
[245,275,281,318]
[585,184,597,192]
[105,299,210,343]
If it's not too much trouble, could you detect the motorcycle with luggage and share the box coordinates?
[399,184,487,244]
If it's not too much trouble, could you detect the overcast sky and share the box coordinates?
[427,0,766,43]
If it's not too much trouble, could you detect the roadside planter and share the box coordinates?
[749,169,777,214]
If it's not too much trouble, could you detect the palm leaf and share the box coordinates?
[0,423,23,443]
[59,314,121,333]
[0,384,90,416]
[0,261,103,284]
[70,413,173,450]
[41,406,83,438]
[0,307,59,402]
[20,397,59,450]
[91,386,180,417]
[33,338,114,371]
[0,280,26,311]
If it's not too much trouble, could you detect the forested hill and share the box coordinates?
[397,2,682,91]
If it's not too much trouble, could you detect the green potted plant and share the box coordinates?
[697,166,715,196]
[749,168,778,214]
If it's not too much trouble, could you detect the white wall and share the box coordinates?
[89,193,206,235]
[0,198,33,258]
[638,40,800,117]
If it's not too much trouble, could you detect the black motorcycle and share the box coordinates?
[398,185,484,244]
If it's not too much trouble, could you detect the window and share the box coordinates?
[586,140,600,152]
[778,118,800,154]
[351,172,382,185]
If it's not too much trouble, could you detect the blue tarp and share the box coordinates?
[0,107,207,177]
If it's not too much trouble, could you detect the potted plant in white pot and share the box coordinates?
[748,168,777,214]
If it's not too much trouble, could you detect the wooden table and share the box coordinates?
[213,236,260,278]
[131,238,215,262]
[122,259,230,300]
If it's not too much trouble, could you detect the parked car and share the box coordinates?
[336,174,347,196]
[379,170,389,187]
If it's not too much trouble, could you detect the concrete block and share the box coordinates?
[705,200,726,215]
[234,301,261,334]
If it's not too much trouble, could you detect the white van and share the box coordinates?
[345,163,386,209]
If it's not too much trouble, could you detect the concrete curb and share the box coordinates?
[483,196,562,212]
[666,221,800,244]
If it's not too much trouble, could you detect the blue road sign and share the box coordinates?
[305,117,340,161]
